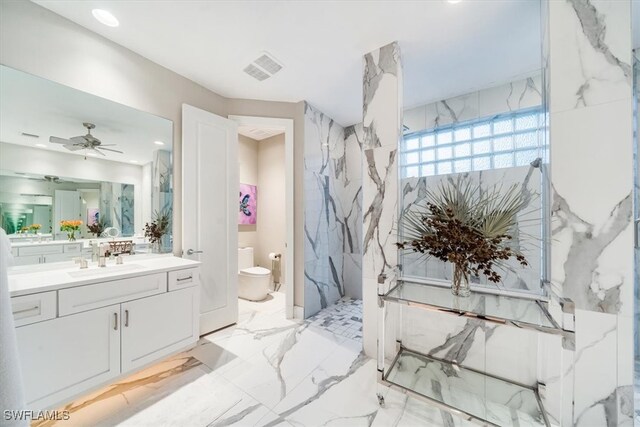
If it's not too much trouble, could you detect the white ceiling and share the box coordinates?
[0,65,173,165]
[238,126,284,141]
[33,0,543,126]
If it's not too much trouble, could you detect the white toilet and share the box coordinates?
[238,247,271,301]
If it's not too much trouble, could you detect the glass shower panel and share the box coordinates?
[633,48,640,426]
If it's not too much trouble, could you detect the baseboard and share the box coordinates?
[293,305,304,320]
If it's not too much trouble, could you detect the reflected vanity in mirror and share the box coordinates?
[0,65,174,264]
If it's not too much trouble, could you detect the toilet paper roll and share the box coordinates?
[269,252,278,260]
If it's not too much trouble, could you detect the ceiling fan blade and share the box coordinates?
[91,147,106,156]
[70,136,87,144]
[97,144,117,146]
[49,136,71,144]
[63,144,85,151]
[96,147,124,154]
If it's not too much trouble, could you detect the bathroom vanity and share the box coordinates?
[8,255,201,411]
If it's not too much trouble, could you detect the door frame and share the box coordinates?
[228,115,294,319]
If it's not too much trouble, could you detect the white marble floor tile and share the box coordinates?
[38,295,470,427]
[218,323,345,409]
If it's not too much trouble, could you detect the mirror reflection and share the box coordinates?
[0,65,173,263]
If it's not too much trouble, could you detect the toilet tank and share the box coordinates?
[238,247,254,270]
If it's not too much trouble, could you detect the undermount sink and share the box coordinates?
[67,264,145,278]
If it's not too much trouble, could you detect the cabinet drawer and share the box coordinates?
[18,245,63,256]
[168,267,200,291]
[12,291,57,327]
[63,243,82,253]
[59,273,167,316]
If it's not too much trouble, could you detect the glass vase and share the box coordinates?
[451,264,470,297]
[67,231,76,241]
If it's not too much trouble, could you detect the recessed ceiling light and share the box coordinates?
[92,9,119,27]
[153,141,164,146]
[35,143,46,148]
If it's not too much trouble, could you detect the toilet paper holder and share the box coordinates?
[269,252,282,291]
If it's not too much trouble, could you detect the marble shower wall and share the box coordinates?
[304,102,359,318]
[120,184,134,236]
[152,149,172,251]
[546,0,634,425]
[341,124,364,300]
[404,74,543,134]
[361,42,403,356]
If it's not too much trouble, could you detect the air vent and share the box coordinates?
[254,54,282,75]
[243,51,283,82]
[243,64,270,81]
[21,132,39,138]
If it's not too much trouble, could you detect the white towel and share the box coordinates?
[0,229,27,426]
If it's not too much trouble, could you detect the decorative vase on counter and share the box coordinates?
[151,241,161,253]
[67,231,76,241]
[451,264,470,297]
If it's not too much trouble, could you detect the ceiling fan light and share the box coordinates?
[92,9,119,27]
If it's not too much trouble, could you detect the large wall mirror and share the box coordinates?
[0,65,173,262]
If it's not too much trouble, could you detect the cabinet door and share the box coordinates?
[121,287,198,373]
[43,253,77,263]
[15,304,121,410]
[12,254,42,266]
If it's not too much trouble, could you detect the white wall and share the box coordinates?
[238,135,259,249]
[257,134,286,282]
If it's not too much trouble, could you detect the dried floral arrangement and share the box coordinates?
[144,210,171,244]
[396,177,532,296]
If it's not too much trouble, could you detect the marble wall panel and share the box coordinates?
[546,1,634,425]
[403,74,543,135]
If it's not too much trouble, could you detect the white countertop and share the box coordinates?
[8,254,200,297]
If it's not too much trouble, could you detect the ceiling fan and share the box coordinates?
[27,175,67,184]
[49,122,123,157]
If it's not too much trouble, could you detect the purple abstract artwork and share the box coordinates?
[87,208,100,225]
[239,183,257,225]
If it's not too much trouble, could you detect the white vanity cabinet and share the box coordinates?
[16,305,122,410]
[121,287,198,372]
[10,260,201,411]
[11,241,83,265]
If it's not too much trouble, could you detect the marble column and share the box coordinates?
[547,1,634,425]
[361,42,402,356]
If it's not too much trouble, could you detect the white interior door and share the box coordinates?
[182,104,238,335]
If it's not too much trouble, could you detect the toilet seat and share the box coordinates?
[239,266,271,277]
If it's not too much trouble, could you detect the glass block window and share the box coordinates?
[401,108,546,178]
